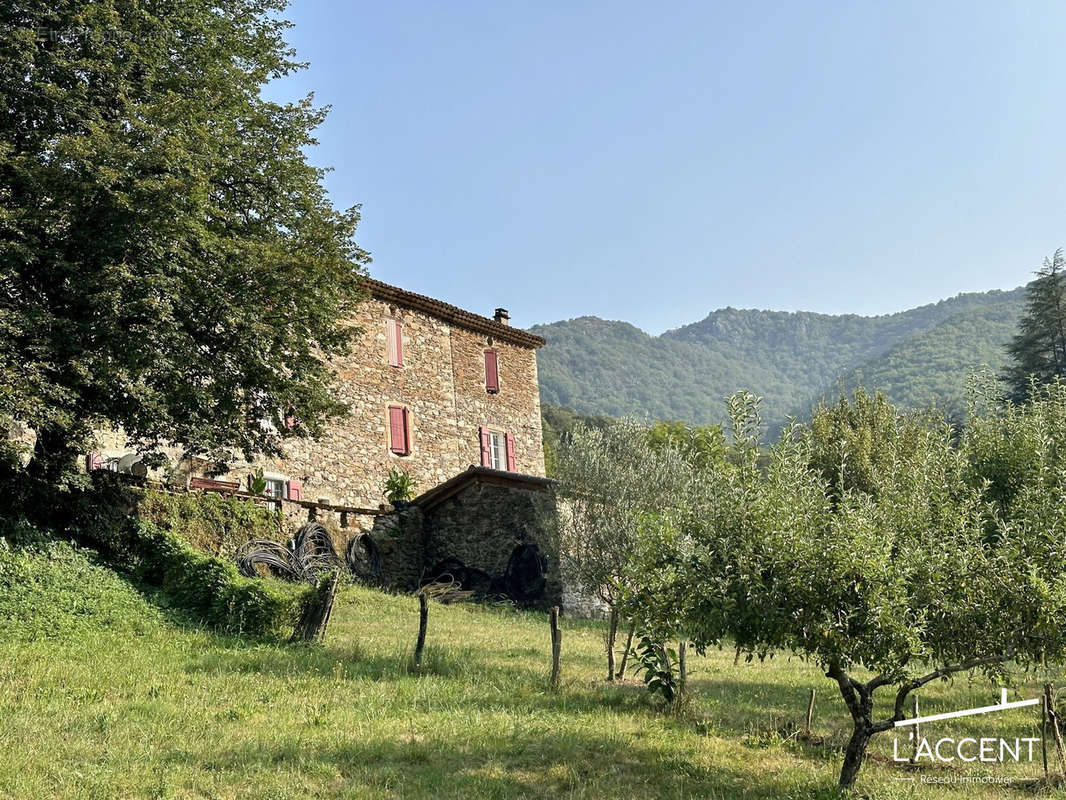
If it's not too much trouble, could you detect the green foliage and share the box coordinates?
[588,389,1066,786]
[0,518,158,642]
[553,419,695,611]
[540,404,612,476]
[136,488,279,558]
[249,468,268,496]
[806,387,938,499]
[533,287,1025,432]
[0,0,370,479]
[633,635,677,704]
[1004,249,1066,401]
[134,520,305,636]
[152,519,304,635]
[647,420,726,469]
[382,467,417,504]
[63,479,304,636]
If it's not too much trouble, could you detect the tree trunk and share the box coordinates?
[677,640,687,701]
[839,722,871,789]
[27,424,81,484]
[616,620,636,679]
[605,607,618,682]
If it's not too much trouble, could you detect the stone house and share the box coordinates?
[91,278,547,513]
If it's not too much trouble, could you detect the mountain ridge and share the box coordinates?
[531,285,1027,430]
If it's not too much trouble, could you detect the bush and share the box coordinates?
[0,518,157,642]
[136,488,280,558]
[131,520,308,636]
[62,478,308,637]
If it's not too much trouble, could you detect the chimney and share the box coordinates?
[494,308,510,326]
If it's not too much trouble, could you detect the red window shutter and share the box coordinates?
[484,350,499,393]
[389,405,409,454]
[387,319,403,367]
[86,452,103,471]
[505,433,516,472]
[286,479,302,501]
[479,426,491,467]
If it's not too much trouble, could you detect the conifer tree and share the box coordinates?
[1005,249,1066,401]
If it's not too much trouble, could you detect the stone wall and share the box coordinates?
[364,468,561,609]
[87,285,546,512]
[450,326,544,476]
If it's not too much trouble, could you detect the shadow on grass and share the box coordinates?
[188,726,836,800]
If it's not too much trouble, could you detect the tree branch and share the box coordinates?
[827,663,865,724]
[869,649,1019,733]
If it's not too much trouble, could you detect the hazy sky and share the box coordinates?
[268,1,1066,334]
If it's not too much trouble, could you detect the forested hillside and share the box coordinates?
[532,286,1026,430]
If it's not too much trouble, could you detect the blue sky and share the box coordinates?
[268,1,1066,334]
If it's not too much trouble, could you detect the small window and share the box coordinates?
[484,350,499,393]
[263,478,285,499]
[479,427,516,471]
[389,405,410,455]
[488,430,505,470]
[387,318,404,367]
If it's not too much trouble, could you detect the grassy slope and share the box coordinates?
[2,538,1064,799]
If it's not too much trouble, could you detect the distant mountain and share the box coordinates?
[531,287,1026,431]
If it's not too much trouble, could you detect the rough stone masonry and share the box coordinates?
[91,278,548,511]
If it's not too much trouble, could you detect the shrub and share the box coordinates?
[132,520,308,636]
[383,467,417,504]
[136,488,280,557]
[63,478,308,637]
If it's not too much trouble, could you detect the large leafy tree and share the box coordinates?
[1005,248,1066,401]
[0,0,368,479]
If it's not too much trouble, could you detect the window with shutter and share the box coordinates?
[386,319,404,367]
[479,426,492,467]
[389,405,410,455]
[484,350,499,393]
[480,428,512,470]
[505,432,516,472]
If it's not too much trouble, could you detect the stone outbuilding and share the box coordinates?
[360,466,561,609]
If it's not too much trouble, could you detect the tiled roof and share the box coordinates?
[362,278,546,349]
[412,465,555,511]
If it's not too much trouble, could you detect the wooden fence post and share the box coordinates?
[804,689,816,737]
[549,606,562,690]
[1045,683,1066,777]
[1043,693,1050,780]
[290,571,340,643]
[413,593,428,673]
[616,620,636,679]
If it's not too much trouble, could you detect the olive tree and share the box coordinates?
[651,390,1066,790]
[553,417,695,681]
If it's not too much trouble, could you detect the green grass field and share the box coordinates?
[2,536,1065,799]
